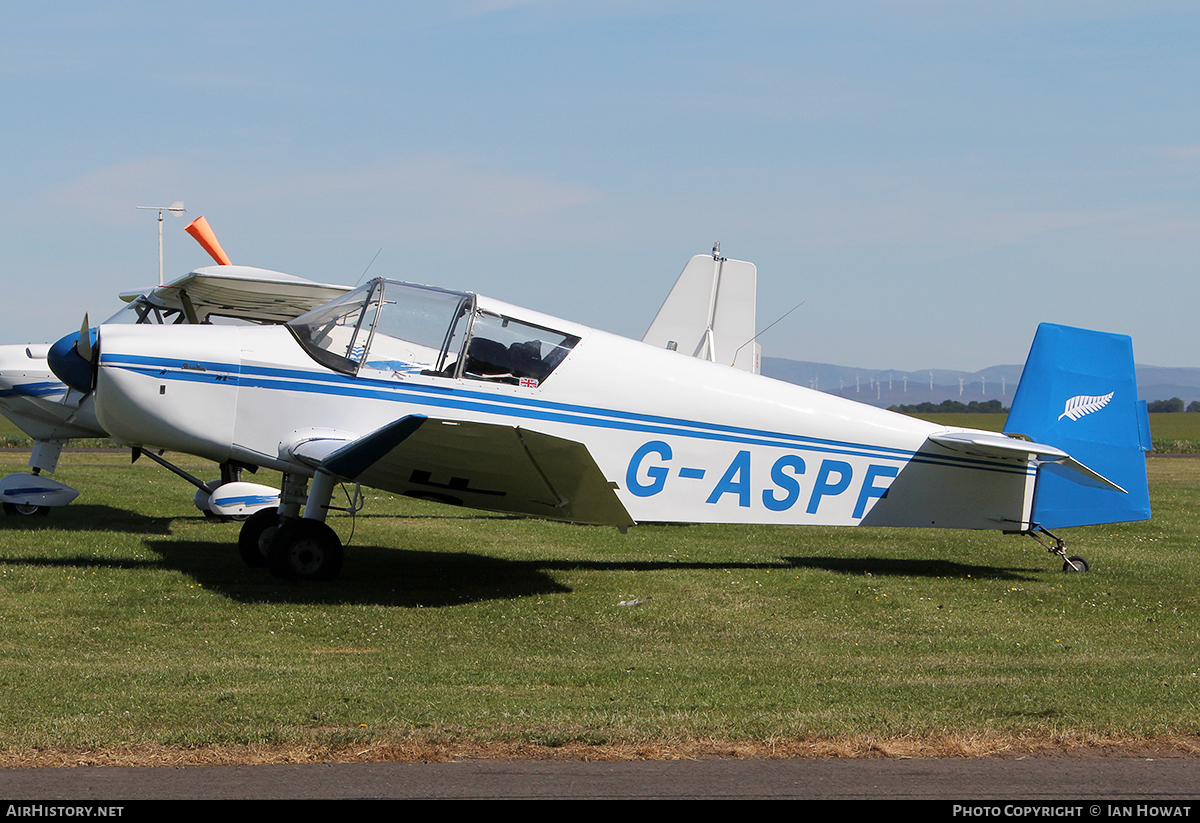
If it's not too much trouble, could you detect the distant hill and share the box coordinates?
[761,357,1200,409]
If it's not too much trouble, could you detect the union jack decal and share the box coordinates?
[1058,392,1114,421]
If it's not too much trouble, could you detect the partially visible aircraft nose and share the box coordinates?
[48,327,97,393]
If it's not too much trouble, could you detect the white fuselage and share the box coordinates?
[0,344,102,442]
[93,304,1037,531]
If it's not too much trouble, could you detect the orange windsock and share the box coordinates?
[185,215,232,266]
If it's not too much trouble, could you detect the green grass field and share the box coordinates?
[0,448,1196,763]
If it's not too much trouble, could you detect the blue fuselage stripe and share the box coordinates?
[212,494,278,507]
[101,353,1035,478]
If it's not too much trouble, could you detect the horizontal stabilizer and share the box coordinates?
[928,431,1126,493]
[304,416,634,527]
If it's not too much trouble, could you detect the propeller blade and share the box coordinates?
[77,314,92,362]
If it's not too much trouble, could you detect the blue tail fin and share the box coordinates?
[1003,323,1151,529]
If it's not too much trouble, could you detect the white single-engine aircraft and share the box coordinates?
[49,250,1151,582]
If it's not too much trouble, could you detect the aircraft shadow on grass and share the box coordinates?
[1,506,1043,600]
[144,538,573,607]
[782,555,1041,582]
[0,504,174,534]
[0,554,160,572]
[0,506,173,574]
[140,535,823,608]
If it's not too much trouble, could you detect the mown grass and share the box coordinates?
[1141,413,1200,454]
[0,449,1195,760]
[0,416,114,449]
[905,412,1008,432]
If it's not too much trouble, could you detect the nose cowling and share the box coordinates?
[48,327,98,393]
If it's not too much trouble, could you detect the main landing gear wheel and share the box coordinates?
[267,520,343,582]
[238,508,280,568]
[3,503,49,516]
[1063,555,1090,573]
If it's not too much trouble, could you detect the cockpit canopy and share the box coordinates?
[285,279,580,386]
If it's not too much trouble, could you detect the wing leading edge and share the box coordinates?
[119,265,352,324]
[290,416,635,527]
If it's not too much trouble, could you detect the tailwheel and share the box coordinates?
[237,507,280,568]
[1026,526,1090,573]
[267,519,343,581]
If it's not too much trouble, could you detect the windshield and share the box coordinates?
[287,279,473,375]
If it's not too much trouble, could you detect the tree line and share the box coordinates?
[1147,398,1200,413]
[887,399,1009,414]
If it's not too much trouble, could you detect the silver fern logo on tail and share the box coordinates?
[1058,392,1114,421]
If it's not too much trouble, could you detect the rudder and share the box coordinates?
[1003,323,1151,529]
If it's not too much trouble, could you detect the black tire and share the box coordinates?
[3,502,49,516]
[1063,555,1090,573]
[237,507,280,568]
[267,520,343,582]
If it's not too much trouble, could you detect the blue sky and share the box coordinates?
[2,1,1197,371]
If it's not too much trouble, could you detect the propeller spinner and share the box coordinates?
[48,315,98,394]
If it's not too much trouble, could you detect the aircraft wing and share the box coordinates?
[928,431,1126,493]
[119,265,351,324]
[289,416,636,527]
